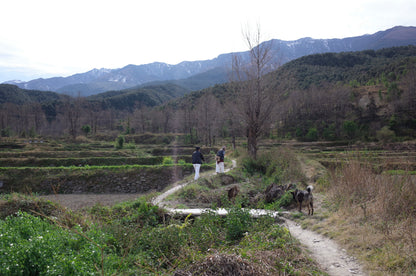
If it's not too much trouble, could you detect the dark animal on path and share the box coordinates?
[228,185,239,201]
[291,185,314,215]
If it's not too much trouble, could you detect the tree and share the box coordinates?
[63,94,84,139]
[195,93,220,147]
[231,26,276,159]
[343,120,358,139]
[81,125,91,136]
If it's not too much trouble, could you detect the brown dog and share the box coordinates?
[291,185,314,215]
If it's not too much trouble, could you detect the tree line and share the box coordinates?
[1,44,416,157]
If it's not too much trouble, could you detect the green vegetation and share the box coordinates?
[87,83,190,111]
[271,46,416,90]
[115,135,125,149]
[0,212,108,275]
[0,195,323,275]
[1,138,416,274]
[1,44,416,274]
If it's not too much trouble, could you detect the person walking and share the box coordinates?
[192,146,205,180]
[216,146,226,174]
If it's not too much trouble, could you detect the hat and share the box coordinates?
[195,146,200,150]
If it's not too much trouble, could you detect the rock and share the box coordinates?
[264,183,294,203]
[227,185,239,201]
[219,174,235,185]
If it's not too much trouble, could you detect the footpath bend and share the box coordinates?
[151,160,366,276]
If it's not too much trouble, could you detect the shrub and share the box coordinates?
[276,191,295,208]
[241,156,268,175]
[305,127,318,141]
[376,126,396,142]
[115,135,125,149]
[323,124,336,140]
[225,207,252,241]
[343,120,358,139]
[89,198,162,228]
[178,183,209,200]
[81,125,91,136]
[0,212,110,275]
[241,148,304,184]
[186,211,224,251]
[137,224,187,268]
[162,156,174,165]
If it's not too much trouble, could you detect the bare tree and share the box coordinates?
[85,102,101,134]
[195,93,220,147]
[132,106,150,134]
[62,95,84,139]
[231,26,276,159]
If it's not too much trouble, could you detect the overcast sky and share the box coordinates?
[1,0,415,82]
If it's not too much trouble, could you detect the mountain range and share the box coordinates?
[4,26,416,96]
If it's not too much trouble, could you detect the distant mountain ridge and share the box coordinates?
[4,26,416,96]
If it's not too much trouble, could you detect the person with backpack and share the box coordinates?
[192,146,205,180]
[216,146,226,174]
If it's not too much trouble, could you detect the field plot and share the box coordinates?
[1,138,416,275]
[0,138,330,276]
[0,139,215,195]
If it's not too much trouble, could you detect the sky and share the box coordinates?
[0,0,415,83]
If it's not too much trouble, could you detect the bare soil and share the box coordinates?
[283,218,363,275]
[39,193,144,210]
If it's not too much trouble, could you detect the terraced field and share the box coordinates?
[2,138,415,196]
[0,139,215,195]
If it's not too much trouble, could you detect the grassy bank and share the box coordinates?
[0,194,325,275]
[300,155,416,275]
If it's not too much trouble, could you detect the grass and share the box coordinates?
[0,194,325,275]
[2,138,416,274]
[301,157,416,275]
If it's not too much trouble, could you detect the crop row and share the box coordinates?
[0,156,195,167]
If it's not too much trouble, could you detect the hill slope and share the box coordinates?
[87,83,190,111]
[169,45,416,140]
[5,26,416,96]
[269,45,416,90]
[0,84,65,105]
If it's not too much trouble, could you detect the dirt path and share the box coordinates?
[153,159,366,276]
[41,159,366,275]
[152,182,366,276]
[283,218,364,275]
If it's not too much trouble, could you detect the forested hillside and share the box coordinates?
[260,46,416,140]
[86,83,190,111]
[270,45,416,90]
[169,45,416,142]
[1,46,415,143]
[0,84,66,105]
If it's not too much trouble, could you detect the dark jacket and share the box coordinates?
[192,151,205,164]
[217,149,225,162]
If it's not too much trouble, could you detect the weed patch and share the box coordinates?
[0,194,326,275]
[326,157,416,274]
